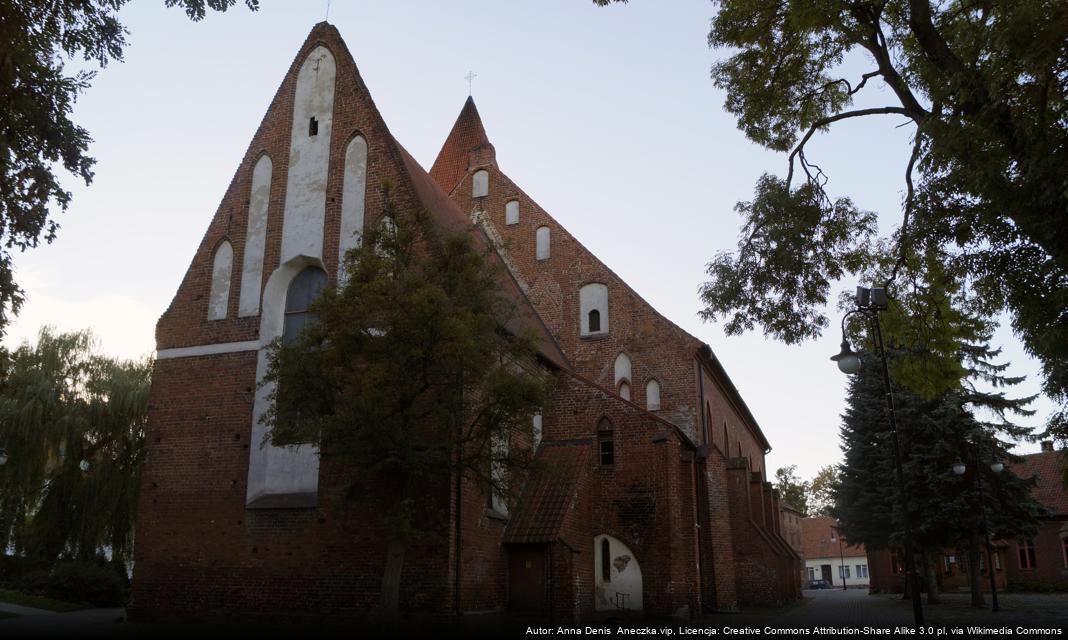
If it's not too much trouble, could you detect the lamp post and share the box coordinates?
[832,285,924,625]
[952,445,1003,612]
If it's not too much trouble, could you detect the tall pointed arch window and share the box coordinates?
[283,267,327,346]
[207,240,233,320]
[646,380,661,411]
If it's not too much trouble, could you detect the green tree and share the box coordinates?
[774,465,809,514]
[834,347,1044,603]
[670,0,1068,447]
[0,327,150,572]
[262,187,551,621]
[0,0,258,334]
[808,465,838,517]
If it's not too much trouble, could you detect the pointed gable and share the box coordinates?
[429,96,496,195]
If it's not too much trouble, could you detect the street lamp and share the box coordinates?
[952,445,1003,612]
[832,285,924,626]
[0,447,7,466]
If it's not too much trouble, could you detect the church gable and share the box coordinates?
[157,23,426,352]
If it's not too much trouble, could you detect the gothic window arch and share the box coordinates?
[208,240,233,320]
[283,266,327,346]
[646,379,661,411]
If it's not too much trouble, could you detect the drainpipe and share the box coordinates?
[694,358,709,611]
[454,368,464,616]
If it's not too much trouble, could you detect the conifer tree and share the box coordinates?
[835,346,1044,603]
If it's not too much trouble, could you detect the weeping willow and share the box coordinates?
[0,327,150,571]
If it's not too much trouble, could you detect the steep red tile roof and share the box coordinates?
[505,441,590,544]
[429,96,496,195]
[1012,448,1068,515]
[801,516,865,559]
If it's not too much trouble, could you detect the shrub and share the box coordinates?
[0,555,47,588]
[42,562,128,607]
[1006,581,1068,593]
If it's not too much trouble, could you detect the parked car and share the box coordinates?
[806,579,832,590]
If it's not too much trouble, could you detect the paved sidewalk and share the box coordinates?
[722,588,912,628]
[0,601,53,617]
[897,591,1068,628]
[0,607,127,636]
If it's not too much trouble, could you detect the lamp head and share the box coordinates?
[831,340,862,375]
[952,459,967,475]
[990,460,1004,474]
[0,447,7,466]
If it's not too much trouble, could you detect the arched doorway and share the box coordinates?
[594,534,643,612]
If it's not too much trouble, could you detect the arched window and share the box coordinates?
[505,200,519,225]
[283,267,327,346]
[646,380,661,411]
[208,240,233,320]
[618,381,631,401]
[613,353,631,386]
[532,413,543,449]
[580,283,608,336]
[473,169,489,198]
[536,226,550,260]
[239,155,272,316]
[588,309,601,332]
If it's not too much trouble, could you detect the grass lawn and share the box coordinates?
[0,588,86,612]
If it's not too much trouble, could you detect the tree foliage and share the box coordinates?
[688,0,1068,442]
[774,464,809,514]
[0,328,150,569]
[262,187,551,529]
[0,0,258,334]
[808,464,838,517]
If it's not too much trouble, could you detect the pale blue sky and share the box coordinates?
[5,0,1053,480]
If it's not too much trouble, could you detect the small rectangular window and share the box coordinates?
[309,116,319,136]
[599,436,614,466]
[857,564,868,578]
[1019,540,1036,569]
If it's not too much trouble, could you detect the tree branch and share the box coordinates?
[886,127,925,287]
[786,107,911,187]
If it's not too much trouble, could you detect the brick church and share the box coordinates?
[131,22,800,623]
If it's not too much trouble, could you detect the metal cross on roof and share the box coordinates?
[465,71,477,96]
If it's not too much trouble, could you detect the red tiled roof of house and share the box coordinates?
[505,441,590,544]
[801,516,865,559]
[1012,448,1068,515]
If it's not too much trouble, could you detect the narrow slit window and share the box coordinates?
[588,309,601,333]
[309,116,319,136]
[598,417,614,466]
[601,538,611,582]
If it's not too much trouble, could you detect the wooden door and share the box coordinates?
[508,545,547,615]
